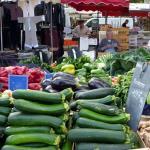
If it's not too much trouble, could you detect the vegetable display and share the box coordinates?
[68,88,139,150]
[2,89,72,150]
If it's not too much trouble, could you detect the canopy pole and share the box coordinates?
[0,6,3,52]
[50,2,53,63]
[105,11,108,24]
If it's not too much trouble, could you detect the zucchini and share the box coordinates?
[0,106,11,116]
[12,90,64,104]
[8,112,63,128]
[14,99,69,115]
[55,124,68,134]
[62,140,72,150]
[76,118,125,131]
[0,98,11,107]
[0,127,5,134]
[75,88,115,99]
[76,143,134,150]
[19,143,48,147]
[68,128,126,143]
[79,109,130,124]
[2,145,57,150]
[70,96,120,110]
[5,126,55,136]
[61,88,74,101]
[6,133,60,145]
[59,114,69,122]
[0,114,7,125]
[78,101,120,116]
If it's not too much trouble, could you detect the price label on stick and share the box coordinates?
[8,75,28,91]
[126,62,150,131]
[45,73,54,79]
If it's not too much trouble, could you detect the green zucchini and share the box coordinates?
[19,143,48,147]
[14,99,69,115]
[8,112,63,128]
[12,90,65,104]
[77,95,119,104]
[0,106,11,116]
[75,88,115,99]
[79,109,130,124]
[0,98,11,107]
[78,101,121,116]
[61,88,74,101]
[70,96,120,110]
[5,126,55,136]
[59,114,69,122]
[76,143,134,150]
[62,140,72,150]
[2,145,57,150]
[68,128,126,143]
[6,133,60,145]
[55,124,68,134]
[0,127,5,134]
[76,118,125,131]
[0,114,7,125]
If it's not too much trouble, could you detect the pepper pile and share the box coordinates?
[0,66,44,92]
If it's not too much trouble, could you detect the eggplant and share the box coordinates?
[44,85,58,93]
[88,77,111,89]
[41,79,52,89]
[52,72,75,80]
[51,76,77,91]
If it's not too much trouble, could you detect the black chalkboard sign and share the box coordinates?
[126,62,150,131]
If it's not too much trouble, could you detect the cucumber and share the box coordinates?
[14,99,69,115]
[75,88,115,99]
[76,118,125,131]
[76,143,133,150]
[6,133,60,145]
[12,90,64,104]
[79,109,130,124]
[68,128,126,143]
[5,126,54,136]
[61,88,74,101]
[0,106,11,116]
[8,112,63,128]
[0,114,7,125]
[2,145,57,150]
[0,98,11,107]
[78,101,121,116]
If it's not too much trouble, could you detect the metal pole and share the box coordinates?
[0,7,3,52]
[50,2,53,63]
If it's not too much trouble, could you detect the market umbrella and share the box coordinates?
[61,0,129,16]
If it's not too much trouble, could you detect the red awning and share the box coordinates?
[130,11,150,17]
[62,0,129,16]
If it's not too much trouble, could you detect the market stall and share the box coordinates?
[0,0,150,150]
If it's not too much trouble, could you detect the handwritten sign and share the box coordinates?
[8,75,28,91]
[126,62,150,131]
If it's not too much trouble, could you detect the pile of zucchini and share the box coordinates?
[68,88,139,150]
[0,96,12,147]
[2,89,73,150]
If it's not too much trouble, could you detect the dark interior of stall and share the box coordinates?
[0,1,65,66]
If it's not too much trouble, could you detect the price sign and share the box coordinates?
[45,73,54,79]
[126,62,150,131]
[8,75,28,91]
